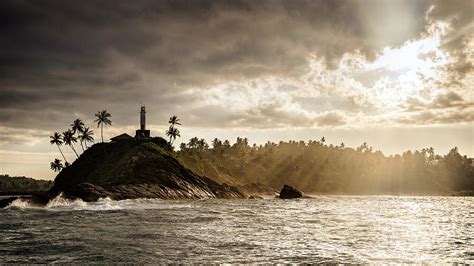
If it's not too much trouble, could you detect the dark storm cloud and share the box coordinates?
[0,0,470,137]
[0,0,430,81]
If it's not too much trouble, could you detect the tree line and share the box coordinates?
[178,137,474,195]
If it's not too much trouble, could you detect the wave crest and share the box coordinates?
[6,193,192,211]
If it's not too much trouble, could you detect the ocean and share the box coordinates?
[1,195,472,263]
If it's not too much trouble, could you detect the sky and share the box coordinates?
[0,0,473,180]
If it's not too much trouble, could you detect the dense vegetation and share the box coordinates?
[44,110,473,196]
[0,175,52,192]
[177,137,474,195]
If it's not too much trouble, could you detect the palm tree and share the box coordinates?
[50,132,67,163]
[50,158,64,172]
[94,110,112,142]
[188,137,199,149]
[71,118,85,151]
[63,129,79,158]
[79,127,94,150]
[197,138,208,160]
[168,115,181,127]
[166,125,181,145]
[71,118,85,134]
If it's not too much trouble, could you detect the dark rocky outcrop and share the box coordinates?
[279,185,303,199]
[0,193,50,208]
[248,195,264,199]
[0,197,17,208]
[46,138,246,202]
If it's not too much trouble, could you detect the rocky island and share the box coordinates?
[50,137,246,201]
[1,137,246,208]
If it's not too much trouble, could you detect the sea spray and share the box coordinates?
[7,197,32,209]
[6,193,193,211]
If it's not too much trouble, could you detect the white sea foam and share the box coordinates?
[6,192,193,211]
[7,198,32,209]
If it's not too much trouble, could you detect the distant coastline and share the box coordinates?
[0,175,52,194]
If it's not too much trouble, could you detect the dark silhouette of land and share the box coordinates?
[0,175,52,194]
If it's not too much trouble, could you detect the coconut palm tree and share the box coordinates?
[50,158,64,172]
[63,129,79,158]
[71,118,85,151]
[168,115,181,127]
[94,110,112,143]
[79,127,94,149]
[50,132,67,163]
[71,118,85,135]
[166,125,181,145]
[188,137,199,149]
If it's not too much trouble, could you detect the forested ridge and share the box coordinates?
[0,175,52,193]
[178,137,474,195]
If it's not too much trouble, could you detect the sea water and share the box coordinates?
[0,195,473,263]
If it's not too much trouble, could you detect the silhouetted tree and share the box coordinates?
[94,110,112,143]
[71,118,85,150]
[168,115,182,127]
[63,129,79,158]
[79,127,94,149]
[50,158,64,172]
[188,137,199,149]
[166,126,181,145]
[50,132,67,163]
[71,118,85,135]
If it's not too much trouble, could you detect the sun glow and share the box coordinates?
[368,21,452,107]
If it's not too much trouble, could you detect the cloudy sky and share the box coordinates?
[0,0,473,180]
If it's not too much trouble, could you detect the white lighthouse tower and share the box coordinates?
[135,105,150,139]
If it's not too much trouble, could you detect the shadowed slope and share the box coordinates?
[49,137,245,201]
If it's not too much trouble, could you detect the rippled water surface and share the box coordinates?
[1,196,473,263]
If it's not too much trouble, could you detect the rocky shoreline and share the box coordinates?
[1,138,247,208]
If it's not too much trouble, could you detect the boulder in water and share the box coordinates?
[279,185,303,199]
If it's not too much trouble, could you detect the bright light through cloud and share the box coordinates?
[195,19,460,128]
[367,21,453,107]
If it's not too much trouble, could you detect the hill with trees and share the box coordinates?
[48,137,245,201]
[0,175,52,193]
[177,137,474,195]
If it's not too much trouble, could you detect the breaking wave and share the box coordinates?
[6,193,193,211]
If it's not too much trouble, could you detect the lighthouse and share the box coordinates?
[140,106,146,130]
[135,105,150,139]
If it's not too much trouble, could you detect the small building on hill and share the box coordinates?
[110,106,151,142]
[110,133,134,142]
